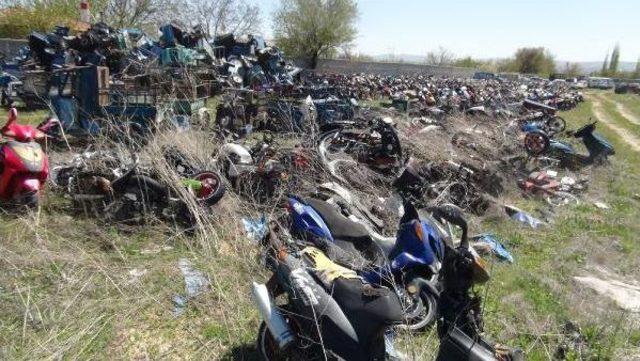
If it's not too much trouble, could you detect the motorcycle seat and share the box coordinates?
[305,198,385,266]
[306,198,371,244]
[332,277,403,329]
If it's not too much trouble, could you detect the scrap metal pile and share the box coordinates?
[0,20,616,361]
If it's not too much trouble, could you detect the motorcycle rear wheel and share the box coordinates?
[257,322,326,361]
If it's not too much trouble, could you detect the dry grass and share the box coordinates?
[1,92,640,360]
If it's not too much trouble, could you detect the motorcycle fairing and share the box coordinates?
[276,260,359,344]
[5,141,45,172]
[288,197,334,241]
[549,139,574,154]
[586,132,615,155]
[391,219,445,270]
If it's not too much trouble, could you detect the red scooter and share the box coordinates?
[0,106,55,207]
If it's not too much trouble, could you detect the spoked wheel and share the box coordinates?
[397,289,437,332]
[546,116,566,133]
[191,171,226,206]
[546,191,579,207]
[524,131,550,156]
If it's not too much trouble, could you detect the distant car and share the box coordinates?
[473,71,496,80]
[588,77,615,89]
[570,80,588,89]
[615,83,629,94]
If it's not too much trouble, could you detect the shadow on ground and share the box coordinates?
[220,344,260,361]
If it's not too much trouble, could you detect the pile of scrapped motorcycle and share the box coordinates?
[0,23,617,361]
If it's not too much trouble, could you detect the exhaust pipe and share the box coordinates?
[252,282,295,349]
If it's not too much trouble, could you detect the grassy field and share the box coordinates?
[1,91,639,360]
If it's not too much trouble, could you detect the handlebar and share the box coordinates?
[426,204,469,249]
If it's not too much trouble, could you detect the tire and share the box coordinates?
[256,317,324,361]
[257,321,285,361]
[191,171,226,206]
[524,131,550,156]
[546,191,579,207]
[23,192,39,209]
[397,289,438,332]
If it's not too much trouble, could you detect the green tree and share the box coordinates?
[272,0,358,68]
[601,52,609,76]
[634,58,640,78]
[453,56,483,69]
[608,44,620,75]
[563,62,582,77]
[506,47,556,75]
[0,0,78,37]
[0,0,176,37]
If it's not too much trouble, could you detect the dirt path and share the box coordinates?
[590,96,640,152]
[614,102,640,126]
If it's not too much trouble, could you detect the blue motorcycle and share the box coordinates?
[524,121,614,169]
[286,195,446,331]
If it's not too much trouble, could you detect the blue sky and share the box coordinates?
[255,0,640,62]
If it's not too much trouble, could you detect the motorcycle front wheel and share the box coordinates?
[397,289,438,332]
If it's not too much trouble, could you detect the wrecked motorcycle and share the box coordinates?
[219,136,309,203]
[287,196,443,331]
[429,205,524,361]
[524,121,614,168]
[54,154,217,226]
[0,106,58,207]
[318,117,403,183]
[252,222,404,361]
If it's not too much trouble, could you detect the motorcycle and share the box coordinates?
[429,205,524,361]
[0,106,58,207]
[518,99,566,135]
[524,121,614,169]
[318,117,403,184]
[286,194,444,331]
[219,135,309,203]
[53,152,222,226]
[252,218,404,360]
[162,146,226,207]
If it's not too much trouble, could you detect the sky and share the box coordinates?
[255,0,640,63]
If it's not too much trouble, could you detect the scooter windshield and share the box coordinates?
[6,141,44,172]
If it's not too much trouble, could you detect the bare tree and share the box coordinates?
[425,46,455,66]
[95,0,177,29]
[181,0,261,36]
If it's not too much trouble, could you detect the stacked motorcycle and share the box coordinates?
[251,180,524,360]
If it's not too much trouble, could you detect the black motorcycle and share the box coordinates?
[253,221,404,360]
[430,205,524,361]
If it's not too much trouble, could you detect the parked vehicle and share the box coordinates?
[519,99,566,135]
[253,217,404,360]
[219,137,288,203]
[524,121,615,168]
[0,106,57,207]
[162,146,226,206]
[318,117,403,183]
[587,77,614,89]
